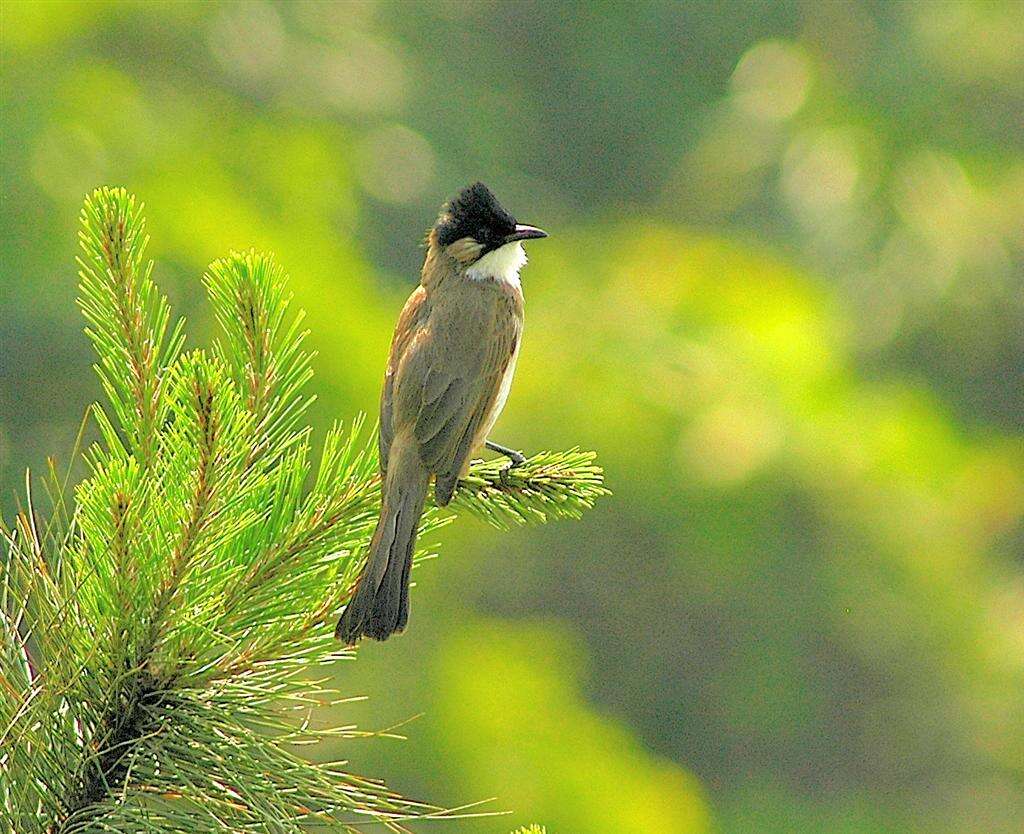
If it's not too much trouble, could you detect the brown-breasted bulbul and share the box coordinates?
[335,183,547,643]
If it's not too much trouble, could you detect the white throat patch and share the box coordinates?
[466,241,527,288]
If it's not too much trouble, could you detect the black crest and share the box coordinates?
[435,182,517,252]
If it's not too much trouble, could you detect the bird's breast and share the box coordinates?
[482,335,521,439]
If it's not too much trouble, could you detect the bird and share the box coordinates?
[335,183,547,644]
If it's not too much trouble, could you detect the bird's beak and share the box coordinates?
[505,224,548,244]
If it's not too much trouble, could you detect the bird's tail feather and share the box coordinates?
[335,439,429,643]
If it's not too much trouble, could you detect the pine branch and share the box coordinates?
[453,449,609,529]
[204,250,315,468]
[76,188,184,468]
[0,188,605,833]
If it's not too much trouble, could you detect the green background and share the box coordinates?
[2,1,1023,831]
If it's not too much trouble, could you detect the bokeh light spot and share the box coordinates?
[208,1,286,85]
[731,40,813,122]
[680,400,783,486]
[354,124,436,205]
[782,128,861,216]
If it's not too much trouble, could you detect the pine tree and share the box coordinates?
[0,188,605,833]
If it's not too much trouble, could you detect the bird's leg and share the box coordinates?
[485,440,526,466]
[485,440,526,484]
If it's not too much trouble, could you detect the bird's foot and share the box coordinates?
[485,440,526,485]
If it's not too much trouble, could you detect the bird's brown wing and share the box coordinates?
[379,286,428,473]
[391,288,520,505]
[419,324,517,504]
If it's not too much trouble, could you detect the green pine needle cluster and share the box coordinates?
[0,188,606,833]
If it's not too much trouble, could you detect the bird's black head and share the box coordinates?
[434,182,546,255]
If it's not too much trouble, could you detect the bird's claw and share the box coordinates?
[498,451,525,485]
[485,441,526,486]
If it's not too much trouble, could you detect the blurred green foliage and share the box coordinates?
[1,1,1022,832]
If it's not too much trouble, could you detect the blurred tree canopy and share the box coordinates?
[1,2,1022,832]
